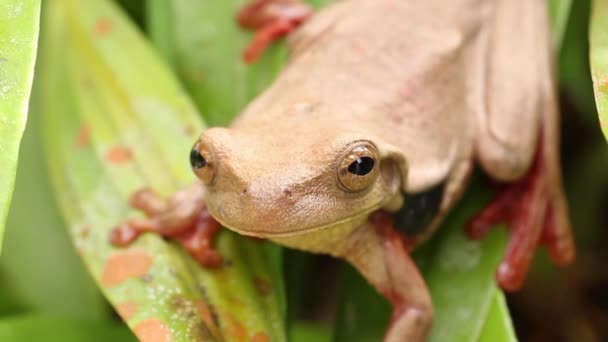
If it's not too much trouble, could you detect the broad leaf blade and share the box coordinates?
[146,0,330,127]
[478,291,517,342]
[333,184,509,342]
[37,0,284,340]
[0,0,40,252]
[145,0,334,323]
[590,0,608,140]
[146,0,281,127]
[0,314,135,342]
[548,0,573,48]
[1,105,106,319]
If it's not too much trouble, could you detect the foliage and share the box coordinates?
[0,0,40,251]
[590,0,608,140]
[0,0,606,341]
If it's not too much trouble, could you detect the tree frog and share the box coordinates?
[111,0,575,340]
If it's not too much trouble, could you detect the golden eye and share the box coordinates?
[337,142,379,192]
[190,141,215,184]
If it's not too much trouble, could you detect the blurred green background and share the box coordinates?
[1,0,607,341]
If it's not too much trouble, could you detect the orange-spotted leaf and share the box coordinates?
[37,0,285,340]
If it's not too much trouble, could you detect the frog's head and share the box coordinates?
[189,126,406,238]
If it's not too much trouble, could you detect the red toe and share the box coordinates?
[237,0,312,63]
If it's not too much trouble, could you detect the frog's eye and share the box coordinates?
[338,142,379,192]
[190,142,215,184]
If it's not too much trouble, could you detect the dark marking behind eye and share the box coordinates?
[394,182,445,237]
[348,157,375,175]
[190,148,207,169]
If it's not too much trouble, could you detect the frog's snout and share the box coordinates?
[206,179,305,236]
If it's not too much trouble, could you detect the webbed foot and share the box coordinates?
[466,135,575,291]
[110,184,223,268]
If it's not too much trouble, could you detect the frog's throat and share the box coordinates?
[211,202,385,239]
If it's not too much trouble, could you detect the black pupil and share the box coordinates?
[348,157,375,176]
[190,148,207,169]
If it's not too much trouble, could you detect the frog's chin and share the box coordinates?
[210,203,384,239]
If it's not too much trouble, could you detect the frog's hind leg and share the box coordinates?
[467,0,574,291]
[237,0,312,63]
[110,184,223,268]
[339,212,433,342]
[468,129,574,290]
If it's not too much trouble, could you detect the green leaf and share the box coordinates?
[548,0,573,48]
[590,0,608,140]
[37,0,284,341]
[1,86,106,319]
[146,0,330,127]
[559,0,597,121]
[333,182,511,342]
[290,322,331,342]
[0,0,40,253]
[145,0,333,322]
[478,291,517,342]
[0,314,135,342]
[146,0,280,127]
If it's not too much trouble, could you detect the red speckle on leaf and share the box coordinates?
[251,332,270,342]
[101,249,153,287]
[105,146,132,164]
[195,300,216,329]
[184,124,196,136]
[227,314,248,340]
[79,225,91,239]
[253,277,272,296]
[116,301,139,321]
[600,79,608,93]
[134,319,172,342]
[228,296,245,308]
[94,17,113,35]
[76,124,91,148]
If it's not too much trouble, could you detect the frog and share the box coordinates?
[111,0,575,340]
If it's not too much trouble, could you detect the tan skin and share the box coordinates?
[111,0,575,340]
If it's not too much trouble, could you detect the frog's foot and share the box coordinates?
[363,212,433,342]
[237,0,312,63]
[110,185,223,268]
[466,139,575,291]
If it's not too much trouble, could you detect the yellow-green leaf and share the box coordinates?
[146,0,329,127]
[36,0,284,340]
[333,182,512,342]
[478,291,517,342]
[0,0,40,252]
[590,0,608,140]
[548,0,573,48]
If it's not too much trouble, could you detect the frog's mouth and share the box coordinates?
[208,201,385,239]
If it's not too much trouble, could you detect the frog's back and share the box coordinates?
[234,0,486,192]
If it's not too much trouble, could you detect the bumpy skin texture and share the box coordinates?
[112,0,575,341]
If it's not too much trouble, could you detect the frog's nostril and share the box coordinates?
[282,187,293,198]
[241,187,248,196]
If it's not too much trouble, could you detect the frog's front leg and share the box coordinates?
[110,184,223,268]
[237,0,312,62]
[340,212,433,342]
